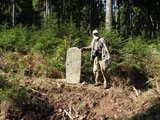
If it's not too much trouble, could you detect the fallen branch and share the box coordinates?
[156,79,159,92]
[30,88,47,96]
[64,110,74,120]
[0,100,11,120]
[146,78,154,83]
[132,86,139,97]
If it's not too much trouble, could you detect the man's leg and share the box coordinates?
[93,57,100,85]
[99,60,109,89]
[93,71,100,85]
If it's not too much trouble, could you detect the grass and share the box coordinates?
[78,103,87,110]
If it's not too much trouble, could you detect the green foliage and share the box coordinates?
[100,29,123,54]
[0,13,160,88]
[58,20,90,48]
[0,73,27,100]
[46,42,67,78]
[0,16,90,79]
[0,24,31,51]
[0,52,30,100]
[121,37,150,72]
[32,16,59,54]
[78,103,87,110]
[155,35,160,51]
[99,29,124,73]
[32,0,39,11]
[45,20,90,78]
[81,51,93,83]
[144,46,160,88]
[97,29,160,87]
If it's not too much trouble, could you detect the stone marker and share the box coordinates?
[66,47,81,83]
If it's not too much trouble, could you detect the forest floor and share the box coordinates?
[1,78,160,120]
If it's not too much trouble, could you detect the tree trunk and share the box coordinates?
[118,2,120,33]
[115,0,118,29]
[60,0,63,24]
[98,0,100,19]
[12,0,15,27]
[45,0,49,17]
[147,10,152,38]
[44,0,46,18]
[46,0,51,17]
[126,1,130,38]
[46,0,49,17]
[150,14,157,39]
[90,0,92,32]
[78,0,80,30]
[106,0,113,31]
[33,11,35,25]
[70,0,73,20]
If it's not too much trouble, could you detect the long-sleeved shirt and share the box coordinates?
[83,37,110,61]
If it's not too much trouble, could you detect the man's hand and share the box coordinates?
[108,56,110,60]
[81,47,85,52]
[108,56,111,63]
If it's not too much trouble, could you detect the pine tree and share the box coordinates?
[105,0,113,31]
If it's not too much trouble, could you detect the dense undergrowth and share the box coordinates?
[0,17,160,101]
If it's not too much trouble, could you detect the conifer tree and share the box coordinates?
[106,0,113,31]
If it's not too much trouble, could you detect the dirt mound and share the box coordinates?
[1,78,160,120]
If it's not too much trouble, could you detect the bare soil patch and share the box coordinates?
[1,78,160,120]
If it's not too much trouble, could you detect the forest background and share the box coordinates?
[0,0,160,100]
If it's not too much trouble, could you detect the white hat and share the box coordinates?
[92,29,99,35]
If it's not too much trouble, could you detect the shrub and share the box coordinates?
[0,24,30,52]
[0,73,27,100]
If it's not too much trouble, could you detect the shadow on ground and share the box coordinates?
[130,102,160,120]
[6,88,54,120]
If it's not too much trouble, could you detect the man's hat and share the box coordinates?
[92,29,99,35]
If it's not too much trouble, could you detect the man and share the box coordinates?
[81,29,110,89]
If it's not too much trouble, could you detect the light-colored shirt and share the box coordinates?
[93,38,103,54]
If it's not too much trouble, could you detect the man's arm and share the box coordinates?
[81,40,94,51]
[82,45,92,51]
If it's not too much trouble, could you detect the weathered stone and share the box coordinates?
[66,47,81,84]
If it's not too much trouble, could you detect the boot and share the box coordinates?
[103,81,109,89]
[94,82,101,86]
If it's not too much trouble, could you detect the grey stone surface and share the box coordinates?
[66,47,81,84]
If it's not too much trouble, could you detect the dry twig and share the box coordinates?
[30,88,47,96]
[132,86,139,97]
[64,110,74,120]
